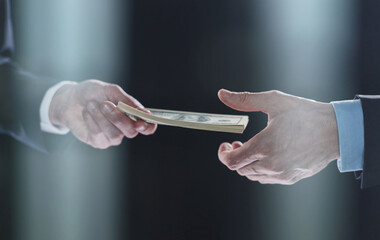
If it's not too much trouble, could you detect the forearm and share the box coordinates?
[0,0,66,152]
[0,62,60,152]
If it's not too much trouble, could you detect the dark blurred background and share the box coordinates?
[1,0,380,239]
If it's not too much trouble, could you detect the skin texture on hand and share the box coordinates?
[217,89,340,185]
[49,80,157,149]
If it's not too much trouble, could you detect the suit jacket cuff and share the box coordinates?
[355,95,380,188]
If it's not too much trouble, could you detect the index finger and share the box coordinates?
[100,101,139,138]
[101,101,158,137]
[105,84,145,109]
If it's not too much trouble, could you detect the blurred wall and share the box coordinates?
[10,1,131,240]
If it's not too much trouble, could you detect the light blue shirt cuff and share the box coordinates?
[331,100,364,172]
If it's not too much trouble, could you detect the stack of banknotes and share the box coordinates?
[117,102,249,134]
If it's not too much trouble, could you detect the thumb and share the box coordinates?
[218,89,280,113]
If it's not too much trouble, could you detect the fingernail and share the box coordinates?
[87,102,97,111]
[222,143,233,151]
[219,89,231,98]
[137,123,148,132]
[101,104,113,113]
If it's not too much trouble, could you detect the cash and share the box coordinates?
[117,101,249,134]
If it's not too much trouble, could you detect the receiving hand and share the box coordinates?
[49,80,157,149]
[217,89,340,185]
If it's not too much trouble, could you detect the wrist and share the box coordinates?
[49,82,77,128]
[324,103,340,162]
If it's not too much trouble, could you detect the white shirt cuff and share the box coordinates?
[40,81,75,135]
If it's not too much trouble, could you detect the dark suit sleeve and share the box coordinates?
[0,0,68,152]
[354,95,380,188]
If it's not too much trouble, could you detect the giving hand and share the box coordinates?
[49,80,157,149]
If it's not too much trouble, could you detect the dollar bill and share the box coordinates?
[117,101,249,134]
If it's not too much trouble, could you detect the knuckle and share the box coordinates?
[114,132,124,142]
[239,92,250,104]
[105,84,122,97]
[110,83,120,90]
[144,130,154,136]
[278,172,297,185]
[237,165,255,176]
[91,134,110,148]
[292,178,300,184]
[272,167,284,175]
[108,84,122,93]
[109,130,122,142]
[236,169,246,176]
[86,101,99,113]
[246,175,256,181]
[108,111,123,124]
[225,157,239,170]
[140,130,153,136]
[143,125,157,135]
[126,131,138,138]
[289,176,300,185]
[269,90,282,96]
[282,180,295,185]
[262,160,283,175]
[91,130,103,138]
[111,136,123,146]
[257,142,274,156]
[85,79,100,85]
[90,142,104,149]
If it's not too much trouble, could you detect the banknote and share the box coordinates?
[117,102,249,134]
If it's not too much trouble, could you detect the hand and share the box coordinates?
[217,89,340,185]
[49,80,157,149]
